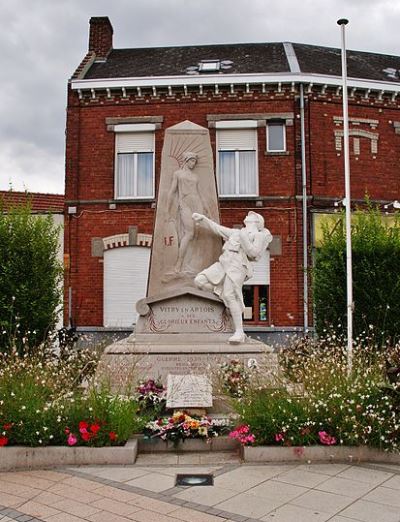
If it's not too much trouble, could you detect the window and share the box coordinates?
[242,249,270,324]
[115,124,155,199]
[243,285,269,323]
[216,121,258,196]
[199,60,220,72]
[267,121,286,152]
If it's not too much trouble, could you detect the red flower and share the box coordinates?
[0,436,8,447]
[64,428,70,434]
[3,423,12,431]
[109,432,118,442]
[81,431,91,442]
[90,423,101,434]
[79,421,89,432]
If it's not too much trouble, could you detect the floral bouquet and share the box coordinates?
[136,379,166,415]
[219,359,249,397]
[143,411,229,447]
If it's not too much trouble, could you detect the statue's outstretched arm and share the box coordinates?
[192,213,232,240]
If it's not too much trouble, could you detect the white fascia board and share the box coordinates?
[71,72,400,93]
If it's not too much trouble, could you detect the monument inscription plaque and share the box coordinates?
[136,293,232,334]
[166,374,213,409]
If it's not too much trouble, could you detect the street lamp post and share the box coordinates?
[337,18,353,375]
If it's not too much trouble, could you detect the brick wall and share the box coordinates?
[64,85,400,329]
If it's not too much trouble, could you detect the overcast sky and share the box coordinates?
[1,0,399,195]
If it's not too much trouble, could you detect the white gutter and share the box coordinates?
[70,72,400,93]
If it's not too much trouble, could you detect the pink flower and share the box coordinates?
[275,433,284,442]
[228,425,255,446]
[318,431,337,446]
[67,433,77,446]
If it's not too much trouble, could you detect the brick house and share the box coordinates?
[65,16,400,345]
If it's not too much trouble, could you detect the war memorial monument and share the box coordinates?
[100,121,276,406]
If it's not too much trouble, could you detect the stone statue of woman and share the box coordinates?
[192,211,272,343]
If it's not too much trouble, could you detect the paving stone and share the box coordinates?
[337,466,394,485]
[382,475,400,490]
[290,490,354,515]
[215,492,281,519]
[49,498,101,518]
[16,501,59,520]
[315,476,376,497]
[169,506,226,522]
[173,485,236,507]
[87,512,133,522]
[91,498,140,517]
[339,499,400,522]
[261,503,331,521]
[362,486,400,508]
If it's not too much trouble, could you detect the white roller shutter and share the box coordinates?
[116,132,154,153]
[104,246,150,327]
[217,128,257,150]
[246,249,270,285]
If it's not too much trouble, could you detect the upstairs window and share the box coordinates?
[115,124,155,199]
[267,121,286,152]
[216,121,258,196]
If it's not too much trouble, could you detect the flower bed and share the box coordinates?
[0,348,145,448]
[0,439,138,472]
[227,341,399,454]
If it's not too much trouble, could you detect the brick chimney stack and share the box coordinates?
[89,17,113,59]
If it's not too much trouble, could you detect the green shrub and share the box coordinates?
[313,206,400,345]
[0,197,62,355]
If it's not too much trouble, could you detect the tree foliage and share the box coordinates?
[0,200,63,354]
[313,206,400,345]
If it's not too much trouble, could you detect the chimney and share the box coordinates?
[89,17,113,59]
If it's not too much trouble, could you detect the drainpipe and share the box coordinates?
[299,84,309,331]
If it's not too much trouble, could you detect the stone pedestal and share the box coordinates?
[97,331,277,399]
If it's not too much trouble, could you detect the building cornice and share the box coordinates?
[70,72,400,95]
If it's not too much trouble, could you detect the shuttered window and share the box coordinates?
[216,124,258,196]
[115,125,155,199]
[104,246,150,327]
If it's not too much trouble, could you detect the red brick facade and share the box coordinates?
[64,19,400,338]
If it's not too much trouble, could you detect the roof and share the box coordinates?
[84,43,289,79]
[82,41,400,84]
[0,191,64,213]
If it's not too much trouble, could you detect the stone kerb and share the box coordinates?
[0,439,138,472]
[243,445,400,464]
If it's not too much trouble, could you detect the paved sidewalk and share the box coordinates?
[0,453,399,522]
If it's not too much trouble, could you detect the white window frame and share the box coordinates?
[216,120,259,197]
[266,120,286,152]
[114,124,155,200]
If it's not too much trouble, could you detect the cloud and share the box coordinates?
[1,0,400,193]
